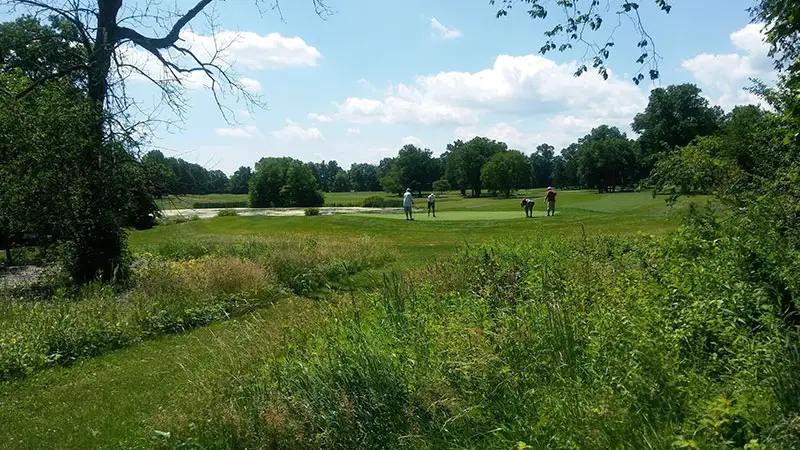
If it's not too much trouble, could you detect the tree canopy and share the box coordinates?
[481,150,531,197]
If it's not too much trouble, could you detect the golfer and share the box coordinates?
[403,188,414,221]
[427,192,436,217]
[545,186,557,216]
[521,198,534,218]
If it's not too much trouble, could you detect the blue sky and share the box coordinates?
[7,0,775,174]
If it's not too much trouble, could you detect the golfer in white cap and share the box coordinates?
[403,188,414,220]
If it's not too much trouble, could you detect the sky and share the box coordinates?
[7,0,777,174]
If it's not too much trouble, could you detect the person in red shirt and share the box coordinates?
[545,187,557,216]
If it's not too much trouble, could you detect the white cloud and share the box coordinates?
[346,128,361,136]
[216,125,262,138]
[431,18,463,39]
[332,54,645,128]
[307,112,333,122]
[238,109,252,119]
[117,29,320,89]
[455,115,612,153]
[240,77,262,93]
[334,95,479,126]
[272,119,324,141]
[683,23,773,109]
[402,136,424,146]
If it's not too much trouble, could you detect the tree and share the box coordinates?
[348,163,380,191]
[576,125,638,193]
[632,83,725,169]
[228,166,252,195]
[492,0,672,84]
[381,175,402,196]
[395,144,440,194]
[441,140,468,195]
[444,137,507,197]
[250,157,324,208]
[207,169,229,194]
[481,150,531,197]
[432,178,451,193]
[530,143,555,188]
[332,170,351,192]
[141,150,178,197]
[552,143,580,188]
[0,0,328,282]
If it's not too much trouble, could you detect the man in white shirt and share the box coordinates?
[427,192,436,217]
[403,188,414,221]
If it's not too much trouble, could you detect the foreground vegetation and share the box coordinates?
[164,221,800,448]
[0,234,389,382]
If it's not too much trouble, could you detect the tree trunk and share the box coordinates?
[69,0,128,283]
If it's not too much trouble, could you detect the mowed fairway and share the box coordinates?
[1,190,704,449]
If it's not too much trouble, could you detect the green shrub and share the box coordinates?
[362,196,403,208]
[192,201,248,209]
[304,207,320,216]
[216,209,239,217]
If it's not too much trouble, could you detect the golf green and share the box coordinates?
[353,210,550,221]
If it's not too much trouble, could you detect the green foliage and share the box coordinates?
[304,207,320,216]
[443,137,508,197]
[480,150,531,197]
[395,144,442,193]
[348,163,381,191]
[173,229,799,448]
[228,166,252,195]
[632,83,725,160]
[332,170,351,192]
[529,143,554,188]
[249,157,325,208]
[0,235,390,381]
[576,125,639,192]
[216,209,239,217]
[361,196,404,208]
[432,177,451,193]
[380,175,402,196]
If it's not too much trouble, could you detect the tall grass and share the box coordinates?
[166,228,800,449]
[0,235,390,381]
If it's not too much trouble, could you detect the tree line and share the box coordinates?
[148,82,726,202]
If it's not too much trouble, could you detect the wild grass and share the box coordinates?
[167,227,800,449]
[0,234,390,382]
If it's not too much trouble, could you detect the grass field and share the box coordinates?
[10,190,774,449]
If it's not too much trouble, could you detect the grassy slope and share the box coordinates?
[1,191,704,449]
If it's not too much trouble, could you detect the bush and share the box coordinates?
[217,209,239,217]
[193,201,248,209]
[362,196,403,208]
[304,207,320,216]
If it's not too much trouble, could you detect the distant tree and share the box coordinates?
[577,126,638,193]
[380,175,402,196]
[250,157,324,207]
[228,166,252,195]
[445,137,507,197]
[442,140,468,195]
[207,170,229,194]
[348,163,381,191]
[141,150,177,198]
[481,150,531,197]
[552,143,580,188]
[332,170,351,192]
[632,83,725,170]
[432,178,451,193]
[395,144,440,194]
[530,143,555,188]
